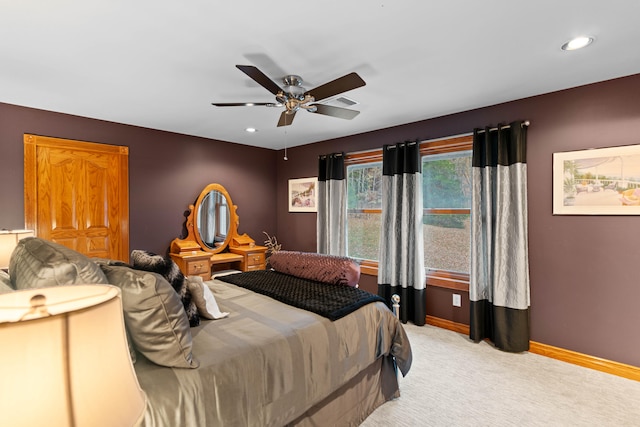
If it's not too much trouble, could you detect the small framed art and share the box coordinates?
[288,177,318,212]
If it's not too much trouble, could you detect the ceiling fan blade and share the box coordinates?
[236,65,283,96]
[306,72,366,102]
[277,111,296,127]
[311,104,360,120]
[211,102,277,107]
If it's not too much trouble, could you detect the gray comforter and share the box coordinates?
[135,278,412,427]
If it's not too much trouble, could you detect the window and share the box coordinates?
[345,135,472,289]
[421,136,472,289]
[346,159,382,262]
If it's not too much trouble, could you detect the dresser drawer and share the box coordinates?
[229,245,267,272]
[186,259,210,276]
[246,252,265,267]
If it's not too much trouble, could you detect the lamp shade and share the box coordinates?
[0,285,146,427]
[0,230,34,269]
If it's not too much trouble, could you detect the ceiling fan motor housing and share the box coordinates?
[283,75,306,100]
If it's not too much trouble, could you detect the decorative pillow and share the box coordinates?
[186,276,229,320]
[100,264,199,369]
[268,251,361,287]
[130,250,200,327]
[51,257,139,363]
[9,237,109,290]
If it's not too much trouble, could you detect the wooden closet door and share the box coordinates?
[24,134,129,261]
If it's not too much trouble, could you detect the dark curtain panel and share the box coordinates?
[470,120,530,352]
[317,153,346,255]
[378,142,426,325]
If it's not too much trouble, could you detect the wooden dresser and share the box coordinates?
[169,183,268,278]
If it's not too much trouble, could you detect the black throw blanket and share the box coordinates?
[217,270,386,321]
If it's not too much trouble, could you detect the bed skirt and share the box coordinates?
[289,356,399,426]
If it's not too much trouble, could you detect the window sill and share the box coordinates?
[426,275,469,292]
[360,261,378,277]
[358,262,469,292]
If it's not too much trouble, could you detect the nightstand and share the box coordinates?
[229,245,267,271]
[170,251,212,280]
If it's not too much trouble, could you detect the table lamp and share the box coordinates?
[0,230,34,270]
[0,285,147,427]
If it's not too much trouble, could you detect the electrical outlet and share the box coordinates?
[452,294,461,307]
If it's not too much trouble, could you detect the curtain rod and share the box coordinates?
[342,120,531,157]
[385,141,418,150]
[318,152,344,159]
[475,120,530,134]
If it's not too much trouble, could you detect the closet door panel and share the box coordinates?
[24,134,129,261]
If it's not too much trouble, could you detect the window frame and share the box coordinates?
[345,135,473,290]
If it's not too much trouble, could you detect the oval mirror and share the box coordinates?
[193,183,238,254]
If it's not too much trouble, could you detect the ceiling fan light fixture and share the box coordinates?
[285,85,305,98]
[561,36,594,51]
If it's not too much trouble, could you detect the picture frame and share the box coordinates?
[288,177,318,212]
[553,144,640,215]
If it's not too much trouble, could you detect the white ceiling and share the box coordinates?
[2,1,640,150]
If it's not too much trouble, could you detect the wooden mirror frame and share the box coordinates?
[194,183,239,254]
[170,183,240,255]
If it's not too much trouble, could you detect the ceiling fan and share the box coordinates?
[212,65,366,127]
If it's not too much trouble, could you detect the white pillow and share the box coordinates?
[0,270,13,294]
[186,276,229,320]
[210,269,241,280]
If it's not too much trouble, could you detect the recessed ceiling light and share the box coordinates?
[245,127,257,133]
[561,36,594,51]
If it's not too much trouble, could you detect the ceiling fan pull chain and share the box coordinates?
[284,129,288,161]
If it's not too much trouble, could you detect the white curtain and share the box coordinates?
[377,142,426,325]
[317,153,346,256]
[470,120,530,352]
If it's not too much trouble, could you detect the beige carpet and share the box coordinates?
[362,324,640,426]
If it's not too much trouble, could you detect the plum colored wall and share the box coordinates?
[0,103,277,257]
[2,74,639,368]
[275,73,640,367]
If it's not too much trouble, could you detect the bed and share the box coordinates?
[6,237,412,427]
[134,271,412,426]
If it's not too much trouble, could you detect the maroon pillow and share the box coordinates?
[268,251,360,287]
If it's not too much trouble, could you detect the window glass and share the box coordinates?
[347,212,381,261]
[423,151,472,209]
[347,162,382,209]
[423,213,470,273]
[347,162,382,260]
[422,150,472,274]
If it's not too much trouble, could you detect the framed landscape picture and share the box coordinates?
[553,144,640,215]
[288,177,318,212]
